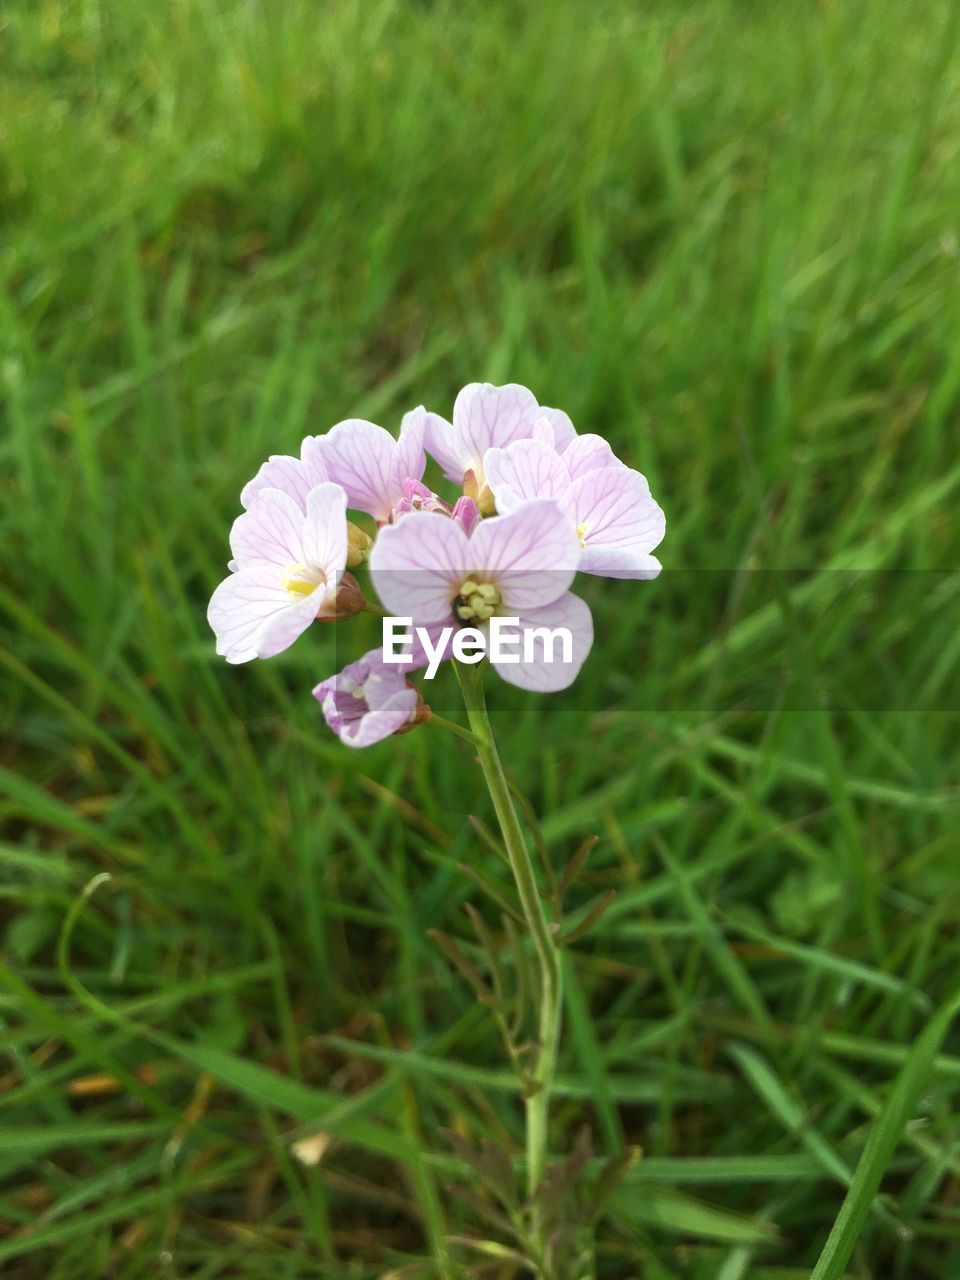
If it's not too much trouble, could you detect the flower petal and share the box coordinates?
[393,406,427,492]
[315,419,400,520]
[579,546,662,579]
[207,565,318,663]
[301,483,349,582]
[468,499,580,611]
[568,466,665,558]
[491,593,593,692]
[423,411,463,482]
[340,689,419,746]
[452,382,540,474]
[539,406,578,453]
[230,488,307,569]
[241,455,315,511]
[370,510,470,622]
[485,438,571,512]
[562,433,618,479]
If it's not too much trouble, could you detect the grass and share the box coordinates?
[2,0,960,1274]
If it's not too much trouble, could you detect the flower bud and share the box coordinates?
[463,469,496,516]
[316,571,366,622]
[346,522,373,568]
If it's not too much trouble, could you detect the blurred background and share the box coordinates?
[2,1,960,1276]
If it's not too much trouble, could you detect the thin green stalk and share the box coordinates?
[454,660,562,1204]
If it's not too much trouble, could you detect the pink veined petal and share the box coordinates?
[484,438,571,510]
[301,483,349,583]
[423,411,464,482]
[230,487,307,570]
[299,436,331,488]
[539,407,578,453]
[208,565,317,664]
[370,510,470,622]
[341,689,419,747]
[241,455,314,511]
[468,499,581,611]
[257,589,326,657]
[579,545,662,579]
[568,466,666,553]
[531,417,557,448]
[393,406,427,492]
[562,433,619,480]
[452,383,541,473]
[315,419,398,520]
[490,593,594,692]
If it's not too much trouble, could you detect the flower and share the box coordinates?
[208,483,349,663]
[425,383,549,508]
[370,499,593,691]
[311,408,426,523]
[314,653,421,747]
[484,438,665,579]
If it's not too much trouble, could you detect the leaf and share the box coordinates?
[808,986,960,1280]
[614,1185,779,1244]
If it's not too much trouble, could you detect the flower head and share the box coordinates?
[370,499,593,691]
[485,438,665,579]
[208,483,348,663]
[314,654,421,747]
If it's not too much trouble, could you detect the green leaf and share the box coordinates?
[809,986,960,1280]
[614,1185,779,1244]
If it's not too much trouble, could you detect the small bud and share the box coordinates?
[463,471,495,516]
[346,522,373,568]
[316,571,366,622]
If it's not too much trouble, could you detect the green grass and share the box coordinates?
[2,0,960,1275]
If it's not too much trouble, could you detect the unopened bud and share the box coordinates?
[316,571,366,622]
[463,470,496,516]
[346,522,373,568]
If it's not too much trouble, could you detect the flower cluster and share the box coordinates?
[208,383,665,746]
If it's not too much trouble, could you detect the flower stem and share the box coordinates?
[453,661,562,1205]
[428,713,480,748]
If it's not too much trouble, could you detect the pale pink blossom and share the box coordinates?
[424,383,543,496]
[208,483,348,663]
[311,408,426,522]
[313,654,419,748]
[370,499,593,691]
[484,438,664,579]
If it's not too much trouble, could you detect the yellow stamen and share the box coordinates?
[575,521,588,548]
[281,563,323,601]
[454,579,501,623]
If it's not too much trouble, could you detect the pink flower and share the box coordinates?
[311,408,426,522]
[313,654,419,748]
[425,383,544,499]
[208,483,348,663]
[484,438,665,579]
[370,499,593,691]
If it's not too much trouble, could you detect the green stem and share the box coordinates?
[428,712,480,748]
[454,661,562,1204]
